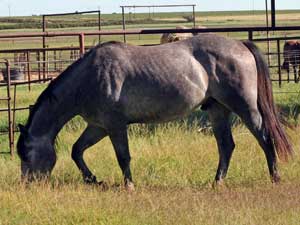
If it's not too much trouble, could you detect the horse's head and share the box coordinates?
[17,124,56,181]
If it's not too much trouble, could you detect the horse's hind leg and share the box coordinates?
[72,125,107,184]
[236,108,280,183]
[297,65,300,82]
[109,127,134,191]
[206,100,235,185]
[293,65,298,83]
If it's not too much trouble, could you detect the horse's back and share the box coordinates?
[86,38,210,124]
[84,34,258,125]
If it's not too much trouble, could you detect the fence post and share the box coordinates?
[248,31,253,41]
[37,51,41,80]
[54,50,57,71]
[98,10,101,43]
[192,5,196,28]
[5,60,14,156]
[42,16,47,82]
[43,49,46,81]
[276,39,282,87]
[26,51,31,91]
[12,84,17,150]
[79,34,85,56]
[121,6,126,43]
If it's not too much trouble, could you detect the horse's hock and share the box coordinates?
[1,67,24,82]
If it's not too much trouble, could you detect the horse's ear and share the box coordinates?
[18,124,28,135]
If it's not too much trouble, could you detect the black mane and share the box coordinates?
[25,48,94,129]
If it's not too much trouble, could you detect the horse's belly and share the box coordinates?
[121,84,206,123]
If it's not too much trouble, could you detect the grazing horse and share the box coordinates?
[160,25,206,44]
[17,33,293,190]
[282,40,300,83]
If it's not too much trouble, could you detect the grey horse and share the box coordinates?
[17,33,293,190]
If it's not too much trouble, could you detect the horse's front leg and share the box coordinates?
[72,125,107,184]
[207,101,235,187]
[109,127,134,192]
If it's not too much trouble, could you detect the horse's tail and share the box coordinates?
[243,41,293,161]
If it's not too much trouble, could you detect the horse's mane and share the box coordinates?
[25,41,124,128]
[25,48,95,128]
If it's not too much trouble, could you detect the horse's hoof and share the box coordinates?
[125,182,135,192]
[98,181,109,191]
[84,175,97,184]
[212,179,225,189]
[271,174,281,184]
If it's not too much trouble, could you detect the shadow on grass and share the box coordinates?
[127,108,242,137]
[278,103,300,126]
[1,103,299,139]
[128,102,300,137]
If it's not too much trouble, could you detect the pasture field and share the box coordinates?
[0,81,300,224]
[0,10,300,225]
[0,10,300,29]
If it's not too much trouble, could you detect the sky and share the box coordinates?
[0,0,299,17]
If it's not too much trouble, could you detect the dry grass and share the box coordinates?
[1,77,300,225]
[1,182,300,225]
[0,122,300,224]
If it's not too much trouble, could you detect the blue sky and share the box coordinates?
[0,0,299,17]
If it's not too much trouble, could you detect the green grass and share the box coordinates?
[1,81,300,224]
[1,10,300,28]
[0,120,300,224]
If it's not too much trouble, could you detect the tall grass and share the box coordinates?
[0,121,300,224]
[1,80,300,224]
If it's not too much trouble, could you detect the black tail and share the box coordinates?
[243,41,293,161]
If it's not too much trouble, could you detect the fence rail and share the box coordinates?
[1,26,300,155]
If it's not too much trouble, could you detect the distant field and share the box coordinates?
[1,10,300,29]
[0,10,299,49]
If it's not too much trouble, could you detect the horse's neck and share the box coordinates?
[27,94,78,142]
[26,50,92,144]
[27,70,85,142]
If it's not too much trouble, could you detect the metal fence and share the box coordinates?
[1,26,300,155]
[0,60,52,156]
